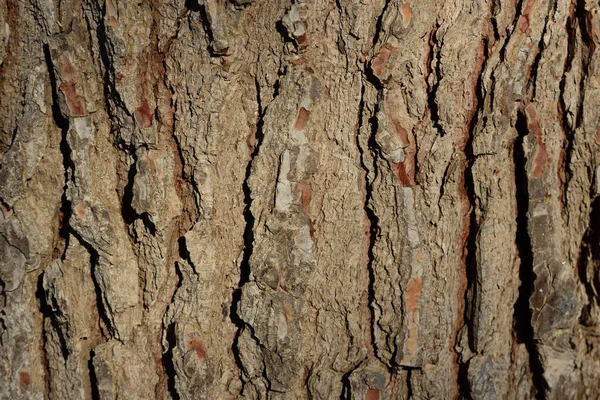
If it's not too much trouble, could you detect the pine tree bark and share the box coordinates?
[1,0,599,398]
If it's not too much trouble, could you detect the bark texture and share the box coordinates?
[1,0,600,398]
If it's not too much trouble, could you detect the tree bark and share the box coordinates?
[1,0,599,398]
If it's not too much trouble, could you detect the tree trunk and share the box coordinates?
[1,0,599,398]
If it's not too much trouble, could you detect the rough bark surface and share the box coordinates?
[1,0,599,398]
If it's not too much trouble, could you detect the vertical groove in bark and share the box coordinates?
[34,274,51,396]
[162,319,180,400]
[457,27,490,398]
[513,109,548,399]
[87,350,100,400]
[43,43,71,261]
[574,0,593,129]
[527,3,551,99]
[426,23,444,138]
[357,80,383,365]
[578,198,600,325]
[230,71,271,392]
[559,1,577,211]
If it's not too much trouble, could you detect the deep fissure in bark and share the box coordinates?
[426,23,445,137]
[457,36,490,400]
[513,109,548,400]
[91,0,133,128]
[372,0,391,48]
[356,76,384,366]
[527,2,552,99]
[406,369,414,399]
[119,147,157,236]
[162,320,181,400]
[43,44,73,261]
[459,84,479,400]
[498,0,526,62]
[229,74,270,389]
[577,198,600,326]
[70,231,116,341]
[34,273,53,394]
[560,3,577,209]
[574,0,594,129]
[35,273,70,362]
[161,249,184,400]
[88,350,101,400]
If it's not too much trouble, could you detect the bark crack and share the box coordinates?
[426,23,445,137]
[513,109,548,400]
[230,70,280,392]
[527,1,552,99]
[43,44,72,261]
[574,0,594,130]
[88,349,101,400]
[577,198,600,326]
[559,1,577,212]
[457,34,490,399]
[357,79,384,367]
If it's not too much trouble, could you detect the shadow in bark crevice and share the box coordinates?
[513,109,548,400]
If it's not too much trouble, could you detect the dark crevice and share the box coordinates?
[162,321,180,400]
[120,148,157,236]
[161,257,184,400]
[120,146,138,226]
[457,35,490,400]
[88,350,100,400]
[574,0,594,129]
[372,0,391,48]
[0,278,6,347]
[36,273,71,362]
[44,44,73,261]
[513,109,548,400]
[426,23,445,137]
[339,370,351,400]
[356,82,383,366]
[527,2,552,100]
[457,359,472,400]
[86,0,132,145]
[70,231,117,341]
[577,198,600,326]
[186,0,219,56]
[276,20,298,51]
[177,236,197,273]
[406,369,413,399]
[490,0,501,42]
[230,72,276,392]
[461,133,478,400]
[559,4,577,209]
[499,0,526,62]
[358,2,392,367]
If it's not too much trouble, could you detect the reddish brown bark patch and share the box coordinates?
[135,72,153,128]
[19,370,30,391]
[518,0,536,35]
[298,179,312,213]
[525,104,548,179]
[185,335,206,361]
[57,55,87,116]
[391,119,410,146]
[401,4,412,25]
[392,162,414,187]
[372,47,391,79]
[295,107,310,130]
[74,203,85,220]
[366,389,381,400]
[405,277,422,313]
[184,326,206,361]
